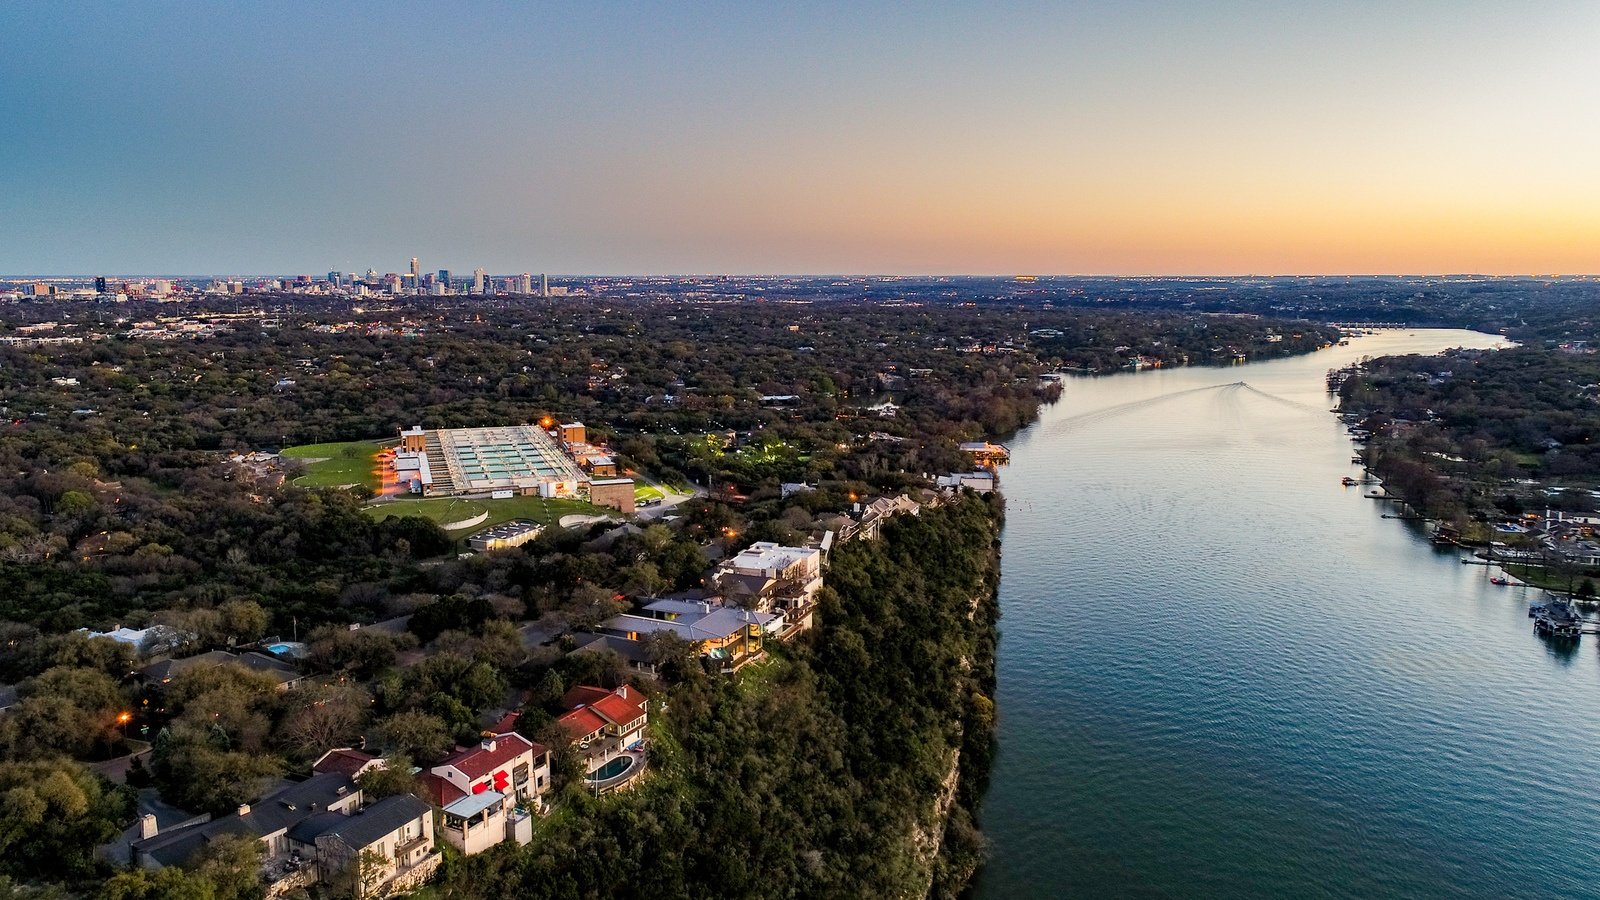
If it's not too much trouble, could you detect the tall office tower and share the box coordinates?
[472,268,485,294]
[94,276,107,293]
[410,257,420,280]
[540,273,548,297]
[327,271,343,286]
[518,273,533,294]
[365,268,379,283]
[438,269,450,290]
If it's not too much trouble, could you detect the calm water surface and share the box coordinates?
[972,330,1600,899]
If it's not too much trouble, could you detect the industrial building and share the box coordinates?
[394,424,585,498]
[467,521,544,552]
[589,478,637,514]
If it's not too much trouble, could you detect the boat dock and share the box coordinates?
[1529,599,1591,638]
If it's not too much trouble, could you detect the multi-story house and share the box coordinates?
[421,731,551,808]
[422,731,551,856]
[713,542,824,631]
[556,684,649,793]
[130,771,439,898]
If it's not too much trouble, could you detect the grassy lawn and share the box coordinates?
[1502,562,1600,595]
[736,652,785,701]
[281,440,384,490]
[634,483,666,504]
[364,495,608,532]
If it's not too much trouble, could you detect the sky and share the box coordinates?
[3,1,1598,276]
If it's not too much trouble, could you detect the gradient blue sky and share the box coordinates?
[3,1,1598,275]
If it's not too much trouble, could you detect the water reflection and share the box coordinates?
[974,330,1600,900]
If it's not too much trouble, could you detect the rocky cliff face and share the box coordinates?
[910,746,967,896]
[914,575,1002,898]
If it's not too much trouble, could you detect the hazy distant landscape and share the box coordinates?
[7,1,1600,897]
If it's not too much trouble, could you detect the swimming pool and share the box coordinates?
[586,755,635,782]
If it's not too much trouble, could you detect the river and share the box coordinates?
[972,329,1600,899]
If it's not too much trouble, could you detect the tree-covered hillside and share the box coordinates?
[427,495,1002,900]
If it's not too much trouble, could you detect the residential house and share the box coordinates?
[1545,509,1600,527]
[140,650,304,693]
[556,685,649,792]
[438,789,533,856]
[234,651,305,691]
[284,794,437,897]
[78,624,189,658]
[312,748,384,780]
[713,542,824,632]
[127,771,440,896]
[1556,540,1600,567]
[97,788,211,869]
[853,495,922,542]
[569,633,662,678]
[599,602,778,671]
[937,471,996,493]
[420,731,550,810]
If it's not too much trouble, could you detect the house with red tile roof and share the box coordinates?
[561,685,647,736]
[420,732,550,809]
[556,685,649,788]
[311,748,382,779]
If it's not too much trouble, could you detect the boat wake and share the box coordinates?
[1230,382,1327,415]
[1047,381,1324,437]
[1045,382,1236,436]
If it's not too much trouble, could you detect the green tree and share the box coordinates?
[455,661,508,711]
[217,600,269,644]
[0,875,72,899]
[165,665,283,753]
[372,711,453,762]
[0,665,127,759]
[355,757,422,800]
[56,490,94,516]
[150,725,283,816]
[98,867,220,900]
[0,759,133,879]
[191,832,265,900]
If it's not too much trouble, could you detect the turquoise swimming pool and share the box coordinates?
[586,755,635,782]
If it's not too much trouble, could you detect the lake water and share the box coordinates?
[972,330,1600,899]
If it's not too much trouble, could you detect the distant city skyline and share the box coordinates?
[3,1,1598,276]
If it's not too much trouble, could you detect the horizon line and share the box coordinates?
[5,272,1599,281]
